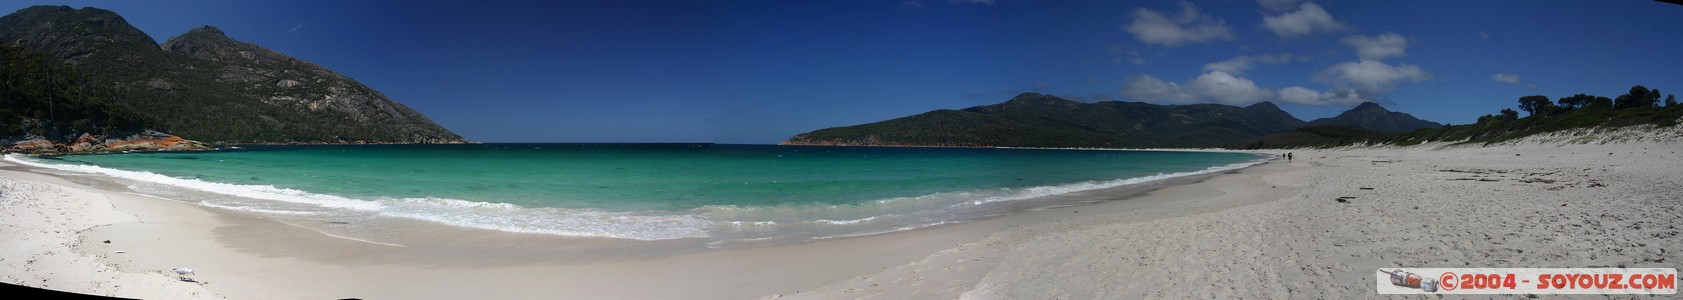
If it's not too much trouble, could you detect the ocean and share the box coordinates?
[6,144,1264,246]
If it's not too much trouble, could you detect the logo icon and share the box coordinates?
[1382,269,1440,292]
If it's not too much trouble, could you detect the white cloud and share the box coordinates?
[1492,73,1538,88]
[1202,54,1304,75]
[1124,75,1191,101]
[1269,37,1430,103]
[1121,34,1428,106]
[1122,71,1373,106]
[1491,73,1522,84]
[1121,71,1273,105]
[1276,86,1323,104]
[1124,67,1378,106]
[1203,58,1253,75]
[1121,75,1195,102]
[1189,71,1274,104]
[287,23,309,33]
[1314,59,1431,95]
[1261,2,1347,38]
[1126,2,1235,47]
[1341,33,1409,60]
[1276,87,1365,105]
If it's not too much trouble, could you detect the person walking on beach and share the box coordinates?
[1287,152,1293,161]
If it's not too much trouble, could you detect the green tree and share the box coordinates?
[1517,95,1555,116]
[1615,85,1659,109]
[1591,96,1614,108]
[1557,93,1596,109]
[1667,94,1677,107]
[1498,108,1519,122]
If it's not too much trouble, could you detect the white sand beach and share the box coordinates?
[3,125,1681,299]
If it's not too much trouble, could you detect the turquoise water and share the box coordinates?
[11,144,1263,244]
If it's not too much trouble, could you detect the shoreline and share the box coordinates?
[0,149,1286,299]
[789,131,1683,298]
[4,148,1268,246]
[4,127,1680,298]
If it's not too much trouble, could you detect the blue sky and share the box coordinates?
[4,0,1682,143]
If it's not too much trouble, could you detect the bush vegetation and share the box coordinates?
[1237,85,1682,149]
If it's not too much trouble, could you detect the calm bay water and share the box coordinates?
[11,144,1263,245]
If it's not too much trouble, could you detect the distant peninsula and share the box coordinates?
[781,92,1438,149]
[785,86,1680,150]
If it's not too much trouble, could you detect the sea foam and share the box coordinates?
[6,154,710,240]
[6,154,383,210]
[5,153,1267,242]
[693,158,1267,244]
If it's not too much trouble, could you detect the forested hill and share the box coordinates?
[0,5,467,144]
[0,43,151,139]
[781,93,1311,148]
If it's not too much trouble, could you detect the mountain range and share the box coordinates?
[1306,102,1442,132]
[0,5,465,144]
[3,5,1446,149]
[782,93,1441,148]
